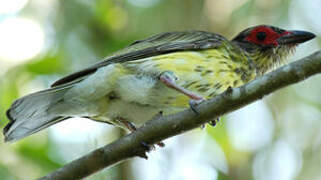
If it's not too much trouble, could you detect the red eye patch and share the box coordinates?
[245,26,289,46]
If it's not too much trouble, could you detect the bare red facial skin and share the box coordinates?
[245,26,292,46]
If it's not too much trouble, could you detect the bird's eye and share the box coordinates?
[256,32,266,41]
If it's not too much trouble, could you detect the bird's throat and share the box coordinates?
[249,46,296,75]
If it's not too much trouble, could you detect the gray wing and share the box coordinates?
[51,31,227,87]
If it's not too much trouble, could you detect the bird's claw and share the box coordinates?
[189,98,205,115]
[157,141,165,147]
[140,141,165,154]
[208,117,220,127]
[141,141,155,151]
[200,117,220,129]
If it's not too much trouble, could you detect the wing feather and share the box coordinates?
[51,31,227,87]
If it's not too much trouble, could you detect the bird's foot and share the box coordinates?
[208,117,220,127]
[139,141,165,159]
[137,142,152,159]
[200,117,220,129]
[141,142,155,152]
[157,141,165,147]
[159,71,206,114]
[189,98,205,115]
[140,141,165,150]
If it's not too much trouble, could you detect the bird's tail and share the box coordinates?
[3,85,72,142]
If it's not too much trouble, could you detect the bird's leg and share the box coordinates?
[118,118,137,132]
[159,71,205,101]
[159,71,205,114]
[117,117,165,148]
[159,71,220,126]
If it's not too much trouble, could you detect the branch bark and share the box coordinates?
[40,51,321,180]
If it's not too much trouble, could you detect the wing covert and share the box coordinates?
[51,31,227,87]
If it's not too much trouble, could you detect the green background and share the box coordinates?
[0,0,320,179]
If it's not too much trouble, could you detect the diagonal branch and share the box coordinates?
[40,51,321,180]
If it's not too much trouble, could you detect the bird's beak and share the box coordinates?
[277,30,316,45]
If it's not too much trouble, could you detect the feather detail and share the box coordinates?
[3,85,73,142]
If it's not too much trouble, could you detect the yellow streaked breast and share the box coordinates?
[123,48,256,107]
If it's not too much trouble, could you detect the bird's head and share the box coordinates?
[232,25,315,74]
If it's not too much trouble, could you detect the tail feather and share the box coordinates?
[3,85,73,142]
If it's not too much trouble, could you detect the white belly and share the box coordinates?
[56,64,187,126]
[102,100,184,125]
[98,74,186,125]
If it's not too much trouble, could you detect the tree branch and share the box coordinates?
[40,51,321,180]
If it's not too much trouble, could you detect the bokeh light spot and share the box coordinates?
[0,17,45,63]
[127,0,160,8]
[227,101,274,151]
[0,0,28,14]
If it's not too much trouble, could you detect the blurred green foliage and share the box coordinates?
[0,0,320,179]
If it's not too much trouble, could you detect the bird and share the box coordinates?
[3,25,315,143]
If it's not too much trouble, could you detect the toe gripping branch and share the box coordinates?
[117,117,165,159]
